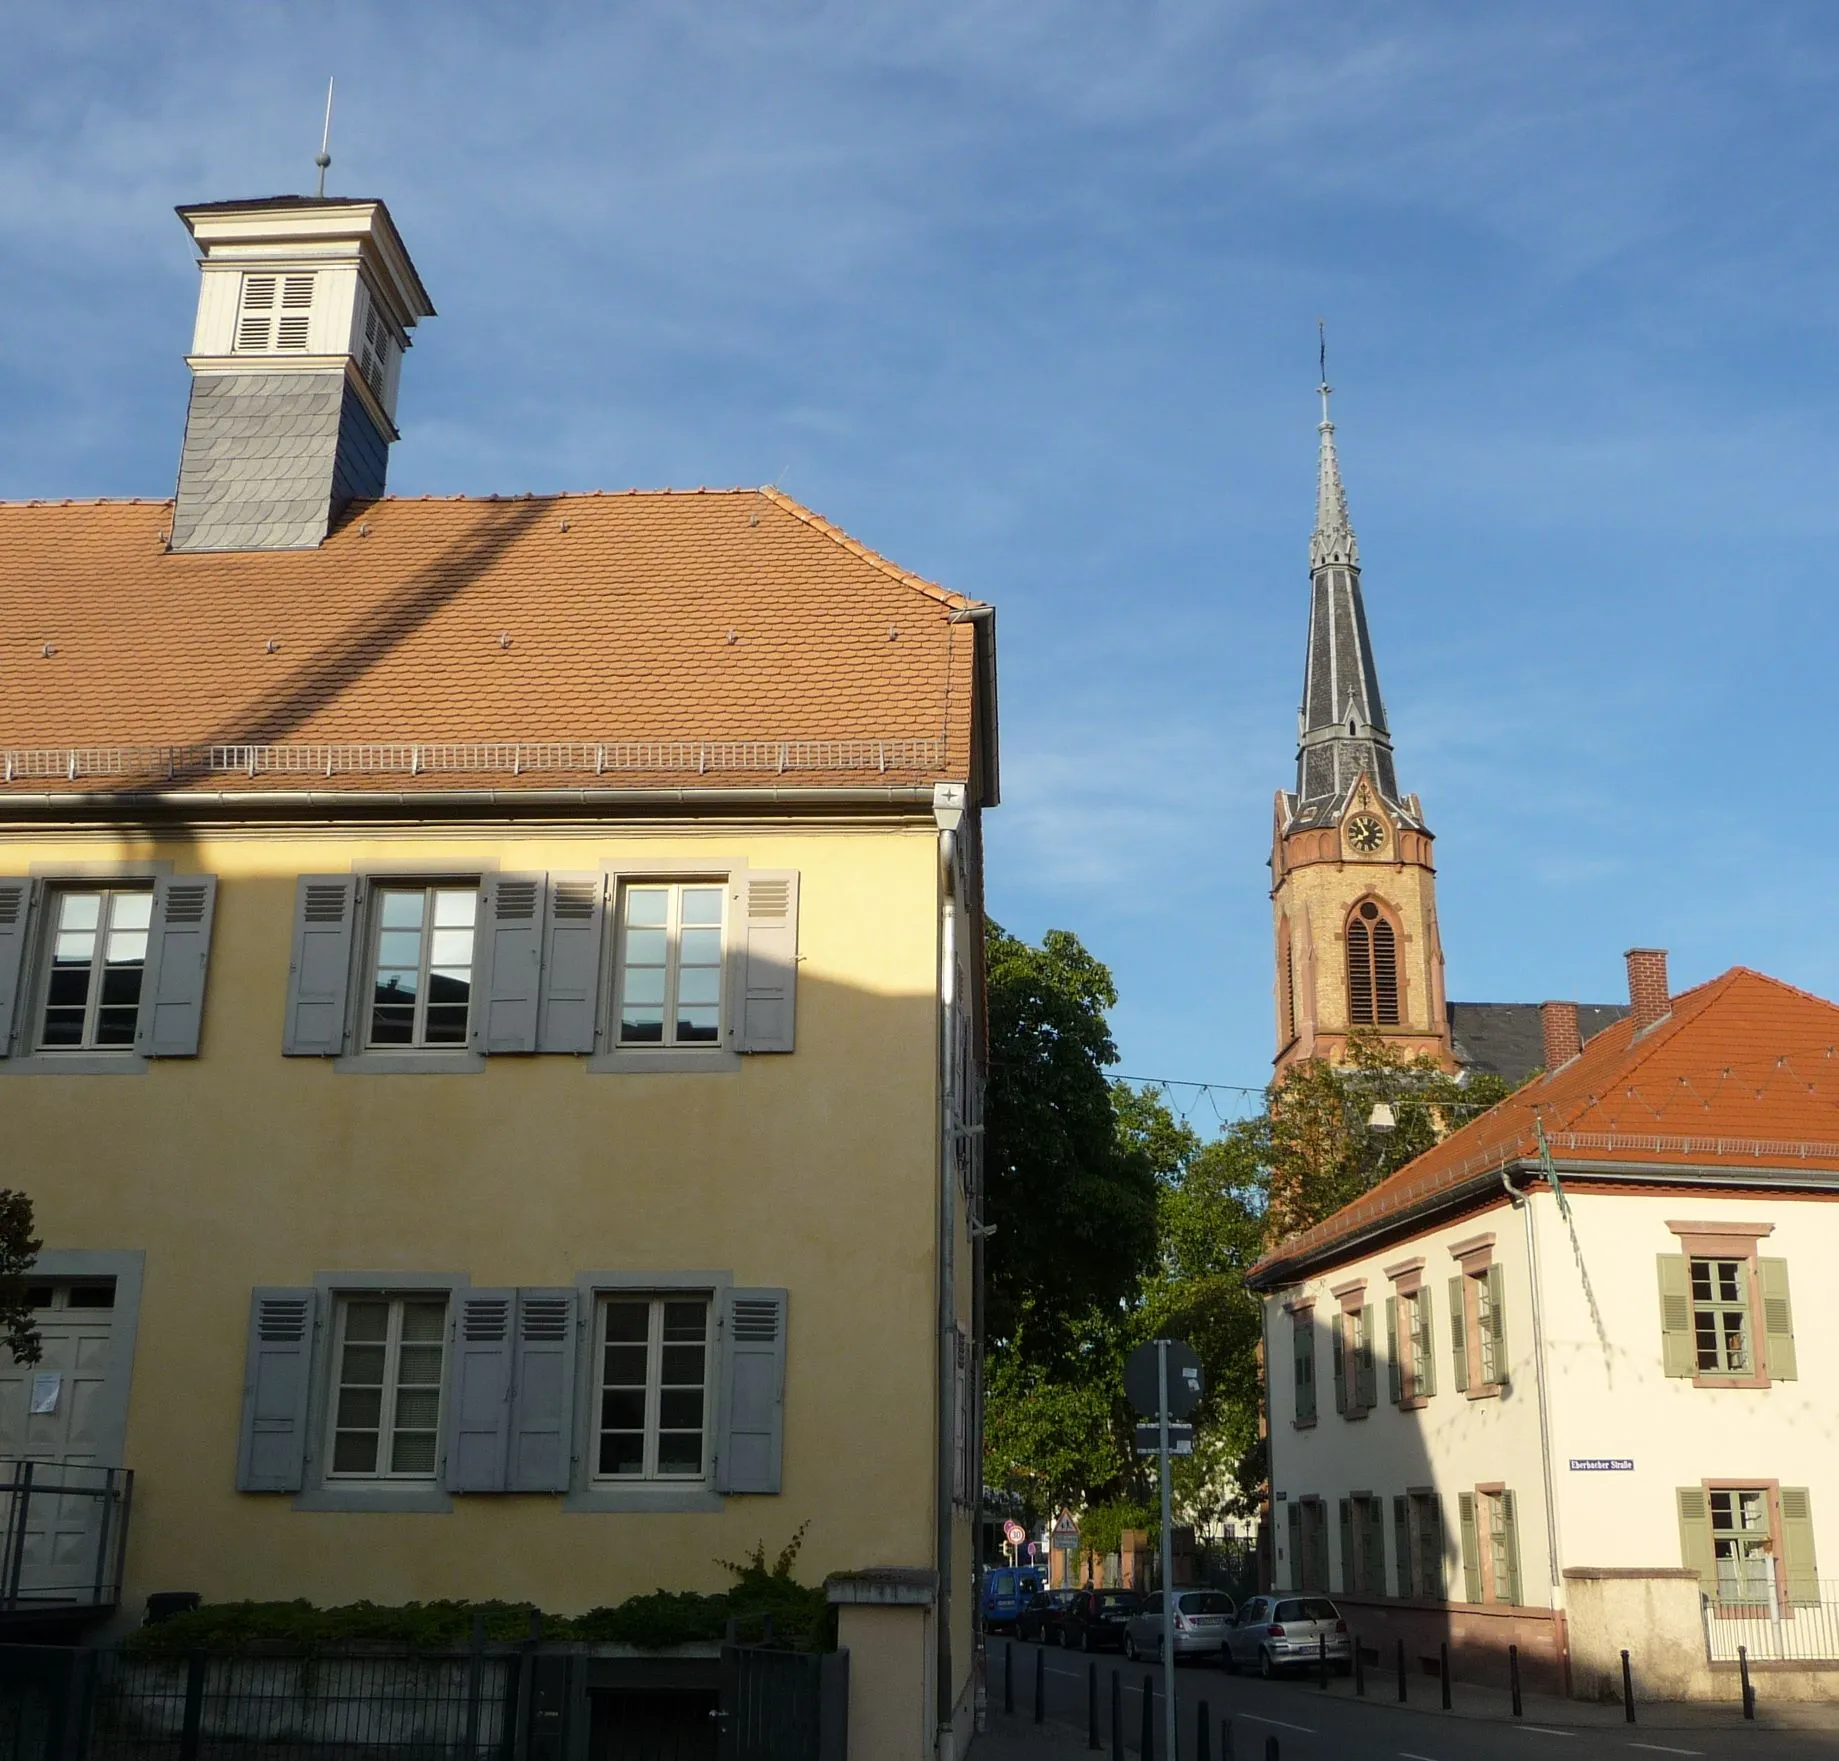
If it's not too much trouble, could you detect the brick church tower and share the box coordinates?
[1270,378,1454,1075]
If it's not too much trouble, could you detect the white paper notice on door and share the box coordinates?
[29,1372,61,1414]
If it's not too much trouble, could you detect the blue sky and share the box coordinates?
[6,3,1839,1109]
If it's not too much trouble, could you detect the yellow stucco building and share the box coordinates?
[0,193,997,1760]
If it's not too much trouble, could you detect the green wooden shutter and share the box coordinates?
[1485,1264,1508,1384]
[1386,1297,1402,1405]
[1294,1318,1316,1423]
[1781,1488,1818,1606]
[715,1287,788,1494]
[441,1290,515,1493]
[0,879,40,1057]
[1656,1255,1695,1377]
[1427,1496,1448,1598]
[1363,1500,1386,1592]
[1331,1313,1347,1414]
[1393,1496,1412,1597]
[1759,1259,1797,1382]
[282,875,357,1055]
[1458,1492,1482,1602]
[1286,1502,1303,1591]
[1418,1295,1438,1398]
[1355,1310,1377,1410]
[235,1288,319,1492]
[1500,1491,1523,1606]
[1339,1498,1354,1593]
[1676,1487,1715,1595]
[136,874,218,1057]
[1448,1276,1469,1393]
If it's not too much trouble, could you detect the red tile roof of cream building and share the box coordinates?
[0,489,995,804]
[1251,967,1839,1283]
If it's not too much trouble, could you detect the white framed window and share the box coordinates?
[326,1294,448,1481]
[614,882,725,1047]
[1690,1259,1752,1374]
[593,1294,711,1480]
[37,887,153,1050]
[1711,1488,1773,1604]
[366,885,479,1048]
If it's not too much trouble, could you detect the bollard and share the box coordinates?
[1089,1659,1101,1751]
[1396,1636,1407,1702]
[1140,1674,1155,1761]
[1264,1737,1279,1761]
[1439,1641,1451,1711]
[1197,1698,1211,1761]
[1318,1632,1329,1689]
[1004,1641,1014,1716]
[1035,1645,1046,1725]
[1739,1645,1755,1721]
[1111,1669,1124,1761]
[1222,1715,1233,1761]
[1621,1649,1636,1724]
[1509,1643,1522,1718]
[1354,1636,1365,1696]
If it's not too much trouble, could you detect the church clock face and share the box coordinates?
[1346,814,1387,854]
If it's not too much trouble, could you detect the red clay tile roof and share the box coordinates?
[0,488,993,801]
[1251,967,1839,1281]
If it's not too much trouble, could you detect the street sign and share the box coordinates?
[1051,1518,1080,1545]
[1003,1519,1026,1546]
[1123,1340,1202,1419]
[1134,1423,1194,1456]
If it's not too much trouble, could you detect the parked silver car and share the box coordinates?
[1121,1590,1236,1663]
[1223,1594,1351,1677]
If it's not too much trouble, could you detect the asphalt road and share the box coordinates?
[989,1638,1839,1761]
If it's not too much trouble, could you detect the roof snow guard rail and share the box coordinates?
[2,738,946,783]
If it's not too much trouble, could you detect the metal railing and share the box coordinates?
[1703,1580,1839,1662]
[0,1461,132,1615]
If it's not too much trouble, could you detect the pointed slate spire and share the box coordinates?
[1290,369,1416,828]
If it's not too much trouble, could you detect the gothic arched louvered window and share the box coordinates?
[1346,900,1400,1027]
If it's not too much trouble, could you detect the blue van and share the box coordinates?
[981,1567,1044,1633]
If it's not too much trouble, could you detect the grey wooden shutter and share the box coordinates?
[716,1287,788,1494]
[508,1289,578,1492]
[136,874,218,1057]
[236,1287,318,1492]
[0,879,39,1057]
[1781,1488,1818,1605]
[536,876,605,1054]
[1485,1264,1508,1383]
[282,876,358,1055]
[1500,1491,1523,1606]
[1338,1498,1354,1593]
[1425,1495,1447,1598]
[1392,1496,1412,1597]
[1448,1276,1469,1392]
[1656,1255,1695,1377]
[736,871,799,1053]
[472,875,542,1055]
[1286,1503,1302,1590]
[1457,1492,1482,1602]
[1676,1487,1715,1595]
[1331,1314,1346,1415]
[1386,1296,1402,1404]
[1759,1258,1797,1381]
[441,1290,515,1493]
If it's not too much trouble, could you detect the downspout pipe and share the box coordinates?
[1500,1169,1562,1592]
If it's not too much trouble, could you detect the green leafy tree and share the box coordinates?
[0,1190,42,1367]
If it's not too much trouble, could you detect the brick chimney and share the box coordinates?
[1625,948,1671,1032]
[1540,1000,1581,1070]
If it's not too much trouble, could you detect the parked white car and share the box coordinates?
[1122,1590,1236,1663]
[1223,1594,1351,1677]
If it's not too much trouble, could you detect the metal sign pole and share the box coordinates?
[1158,1339,1178,1761]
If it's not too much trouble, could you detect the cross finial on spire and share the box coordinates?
[1310,321,1359,570]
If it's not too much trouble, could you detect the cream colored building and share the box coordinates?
[1250,952,1839,1702]
[0,191,997,1759]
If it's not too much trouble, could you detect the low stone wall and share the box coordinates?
[1329,1594,1566,1698]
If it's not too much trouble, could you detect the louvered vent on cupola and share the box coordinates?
[357,288,395,402]
[236,272,315,352]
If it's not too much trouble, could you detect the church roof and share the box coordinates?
[0,488,996,807]
[1251,966,1839,1283]
[1446,1000,1630,1085]
[1287,387,1418,834]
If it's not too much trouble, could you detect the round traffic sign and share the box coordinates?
[1123,1340,1203,1420]
[1003,1519,1026,1546]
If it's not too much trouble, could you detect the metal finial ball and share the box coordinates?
[314,152,331,169]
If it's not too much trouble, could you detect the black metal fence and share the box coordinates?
[0,1464,133,1618]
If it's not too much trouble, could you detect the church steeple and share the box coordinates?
[1289,376,1414,832]
[1269,365,1451,1076]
